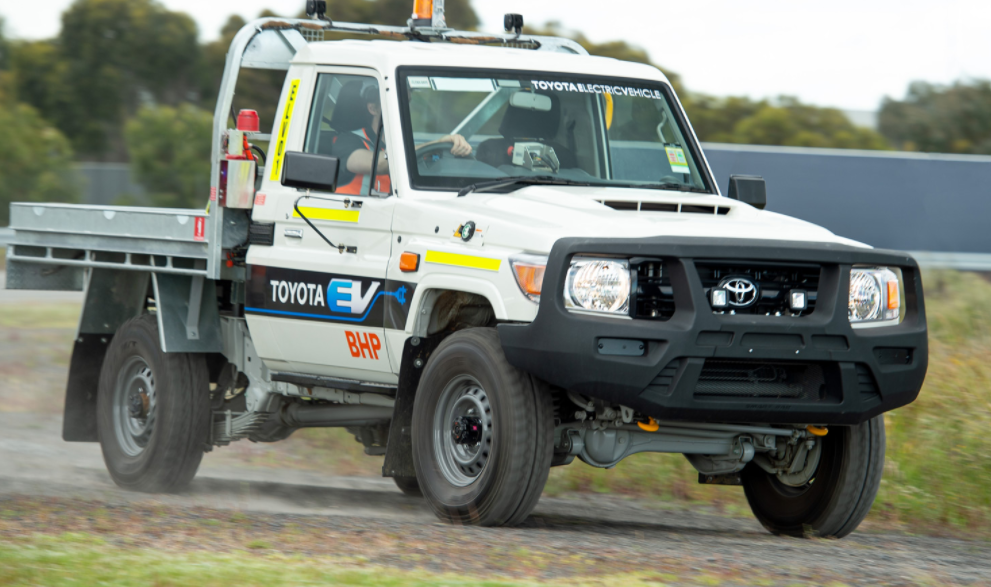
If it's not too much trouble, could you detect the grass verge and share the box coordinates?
[0,541,539,587]
[0,302,80,328]
[546,270,991,537]
[0,528,883,587]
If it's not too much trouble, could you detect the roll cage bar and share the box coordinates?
[206,17,588,279]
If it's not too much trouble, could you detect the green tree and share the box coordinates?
[12,0,202,159]
[125,105,212,209]
[198,14,286,135]
[683,95,889,149]
[0,18,10,71]
[878,80,991,154]
[0,75,78,225]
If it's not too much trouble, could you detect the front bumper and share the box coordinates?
[497,237,928,425]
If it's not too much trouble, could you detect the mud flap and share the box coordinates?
[63,269,149,442]
[151,273,222,353]
[382,335,442,479]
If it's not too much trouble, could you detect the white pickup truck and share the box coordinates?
[4,4,928,538]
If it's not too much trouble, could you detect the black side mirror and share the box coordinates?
[281,151,340,192]
[727,175,766,210]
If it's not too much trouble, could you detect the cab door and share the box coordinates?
[246,67,403,383]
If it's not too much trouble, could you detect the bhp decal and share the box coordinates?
[346,331,381,360]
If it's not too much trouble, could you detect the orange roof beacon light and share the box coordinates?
[411,0,445,28]
[412,0,432,19]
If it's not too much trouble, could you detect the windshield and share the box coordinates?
[397,68,713,193]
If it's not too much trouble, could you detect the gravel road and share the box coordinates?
[1,412,988,586]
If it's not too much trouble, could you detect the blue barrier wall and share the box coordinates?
[702,143,991,255]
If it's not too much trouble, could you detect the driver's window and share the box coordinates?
[304,73,391,195]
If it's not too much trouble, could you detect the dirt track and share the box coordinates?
[1,412,988,586]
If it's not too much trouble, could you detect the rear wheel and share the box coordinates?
[96,314,210,493]
[411,328,553,526]
[742,416,885,538]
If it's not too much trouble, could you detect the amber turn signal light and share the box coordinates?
[887,280,900,310]
[400,251,420,272]
[510,258,545,302]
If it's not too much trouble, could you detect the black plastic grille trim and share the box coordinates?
[644,360,681,398]
[855,363,881,403]
[696,260,822,316]
[695,359,826,401]
[248,222,275,246]
[633,260,675,320]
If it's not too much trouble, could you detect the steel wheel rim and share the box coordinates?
[433,374,493,487]
[112,355,157,457]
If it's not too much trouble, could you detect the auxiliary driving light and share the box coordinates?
[789,289,808,312]
[710,288,729,309]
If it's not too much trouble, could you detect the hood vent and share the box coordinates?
[600,201,731,215]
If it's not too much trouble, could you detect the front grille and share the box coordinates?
[695,359,826,401]
[633,260,675,320]
[696,261,821,316]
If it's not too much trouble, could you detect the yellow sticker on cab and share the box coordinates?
[269,79,301,182]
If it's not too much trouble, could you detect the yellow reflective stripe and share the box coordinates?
[269,79,300,181]
[293,207,360,223]
[425,250,501,272]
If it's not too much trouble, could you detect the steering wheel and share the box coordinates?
[417,141,475,166]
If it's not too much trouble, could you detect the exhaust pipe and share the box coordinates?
[281,403,393,428]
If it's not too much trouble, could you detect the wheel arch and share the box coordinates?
[406,274,515,339]
[63,269,223,442]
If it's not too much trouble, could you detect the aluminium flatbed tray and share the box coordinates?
[4,203,212,291]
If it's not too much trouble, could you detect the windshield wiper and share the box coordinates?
[636,181,709,194]
[457,175,598,197]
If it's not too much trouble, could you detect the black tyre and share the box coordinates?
[96,313,210,493]
[393,475,422,497]
[742,416,886,538]
[411,328,553,526]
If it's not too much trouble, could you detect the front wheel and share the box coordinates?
[392,475,422,497]
[96,314,210,493]
[742,416,885,538]
[411,328,553,526]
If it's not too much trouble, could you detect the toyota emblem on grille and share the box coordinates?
[718,277,759,308]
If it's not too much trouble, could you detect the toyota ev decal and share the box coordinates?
[245,265,414,329]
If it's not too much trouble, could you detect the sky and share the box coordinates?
[2,0,989,111]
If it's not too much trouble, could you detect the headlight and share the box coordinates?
[849,267,900,324]
[510,254,547,303]
[564,257,631,315]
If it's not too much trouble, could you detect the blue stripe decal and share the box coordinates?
[245,287,406,324]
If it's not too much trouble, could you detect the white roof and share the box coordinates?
[292,39,671,86]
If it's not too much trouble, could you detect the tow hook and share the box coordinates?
[637,417,660,432]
